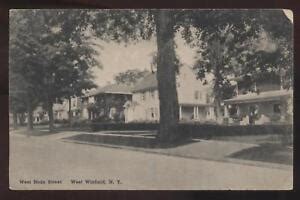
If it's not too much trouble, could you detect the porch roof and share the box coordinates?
[224,89,293,105]
[179,102,213,107]
[85,83,133,97]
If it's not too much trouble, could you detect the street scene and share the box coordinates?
[9,9,293,190]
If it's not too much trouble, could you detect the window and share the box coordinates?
[249,104,259,117]
[194,91,199,100]
[151,108,155,118]
[141,93,145,101]
[273,104,281,114]
[229,105,238,116]
[194,91,202,100]
[206,94,210,103]
[206,110,210,116]
[155,107,159,117]
[151,91,155,99]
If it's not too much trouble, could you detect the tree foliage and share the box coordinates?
[114,69,149,85]
[9,9,100,130]
[180,9,292,121]
[10,9,293,139]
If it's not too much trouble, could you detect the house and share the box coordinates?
[223,75,293,125]
[82,83,133,121]
[124,65,216,123]
[53,100,69,121]
[26,97,81,124]
[32,105,48,124]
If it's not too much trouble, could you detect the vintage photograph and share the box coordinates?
[9,9,293,190]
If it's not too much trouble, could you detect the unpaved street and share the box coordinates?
[10,133,292,190]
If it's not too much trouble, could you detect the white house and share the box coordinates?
[124,65,216,123]
[53,100,69,120]
[223,76,293,125]
[81,83,133,121]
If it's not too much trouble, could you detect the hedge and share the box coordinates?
[177,124,293,138]
[90,122,292,137]
[90,122,158,131]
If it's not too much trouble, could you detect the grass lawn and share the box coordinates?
[202,134,293,165]
[10,126,62,136]
[63,132,293,166]
[229,143,293,165]
[204,134,292,145]
[64,133,196,148]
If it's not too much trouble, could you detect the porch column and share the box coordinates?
[237,105,240,115]
[193,106,196,120]
[196,106,199,120]
[179,105,182,120]
[224,105,229,118]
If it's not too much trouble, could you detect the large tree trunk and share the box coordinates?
[12,112,18,129]
[47,98,54,132]
[68,97,72,126]
[214,98,223,124]
[155,10,180,142]
[19,113,25,126]
[26,97,34,131]
[211,39,224,124]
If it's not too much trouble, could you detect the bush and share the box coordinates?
[90,122,158,131]
[90,122,292,137]
[35,120,49,125]
[54,119,69,124]
[177,124,293,138]
[70,119,91,128]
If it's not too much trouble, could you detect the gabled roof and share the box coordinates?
[131,65,202,93]
[224,89,293,104]
[85,83,133,97]
[132,72,158,93]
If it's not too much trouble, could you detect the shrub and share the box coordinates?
[54,119,69,124]
[70,119,91,128]
[90,122,292,138]
[90,122,158,131]
[177,124,293,138]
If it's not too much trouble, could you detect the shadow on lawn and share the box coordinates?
[64,133,197,149]
[11,127,61,137]
[27,130,61,136]
[229,143,293,165]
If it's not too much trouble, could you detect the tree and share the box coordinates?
[9,93,27,128]
[91,10,184,141]
[9,10,100,132]
[9,10,45,130]
[91,10,292,139]
[114,69,149,85]
[182,10,293,122]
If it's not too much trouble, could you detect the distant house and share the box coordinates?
[28,97,81,124]
[82,83,133,121]
[124,65,216,123]
[223,75,293,125]
[53,100,71,121]
[32,105,48,124]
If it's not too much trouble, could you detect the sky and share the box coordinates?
[91,9,293,87]
[91,34,196,87]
